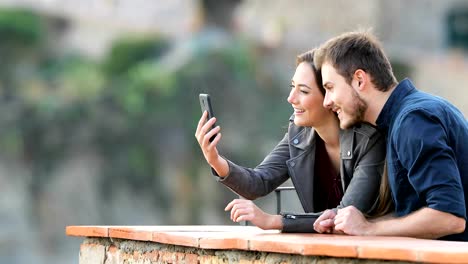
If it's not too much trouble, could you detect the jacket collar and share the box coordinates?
[339,129,353,160]
[376,78,416,133]
[288,114,316,150]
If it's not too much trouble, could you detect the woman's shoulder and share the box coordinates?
[340,123,384,153]
[340,123,385,160]
[342,122,381,139]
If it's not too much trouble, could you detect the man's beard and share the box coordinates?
[342,89,368,129]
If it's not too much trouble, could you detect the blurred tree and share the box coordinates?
[0,5,288,229]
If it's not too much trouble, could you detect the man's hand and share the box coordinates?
[313,209,336,233]
[225,199,282,230]
[334,206,373,236]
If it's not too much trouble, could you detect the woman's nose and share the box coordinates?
[287,89,296,104]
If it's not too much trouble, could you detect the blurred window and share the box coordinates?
[447,7,468,51]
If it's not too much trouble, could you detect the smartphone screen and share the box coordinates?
[199,93,217,142]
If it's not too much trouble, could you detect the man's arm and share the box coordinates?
[334,206,466,239]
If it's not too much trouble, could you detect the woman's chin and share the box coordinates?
[293,119,307,127]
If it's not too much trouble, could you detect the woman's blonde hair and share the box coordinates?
[368,162,394,218]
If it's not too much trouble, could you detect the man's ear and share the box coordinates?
[354,69,367,91]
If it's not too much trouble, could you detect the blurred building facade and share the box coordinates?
[2,0,465,111]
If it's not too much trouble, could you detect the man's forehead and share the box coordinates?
[321,62,339,83]
[321,62,337,74]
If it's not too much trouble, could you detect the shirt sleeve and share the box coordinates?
[396,109,466,219]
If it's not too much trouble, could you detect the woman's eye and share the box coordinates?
[300,90,309,94]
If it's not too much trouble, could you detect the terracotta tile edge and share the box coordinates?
[356,245,418,263]
[418,249,468,264]
[108,227,152,241]
[199,236,249,250]
[66,226,109,238]
[302,243,358,258]
[151,232,201,248]
[67,226,468,263]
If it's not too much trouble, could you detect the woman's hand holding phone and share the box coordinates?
[195,111,229,177]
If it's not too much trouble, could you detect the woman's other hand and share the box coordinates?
[195,111,228,176]
[313,209,337,233]
[225,199,283,230]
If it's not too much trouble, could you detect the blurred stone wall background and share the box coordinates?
[0,0,466,263]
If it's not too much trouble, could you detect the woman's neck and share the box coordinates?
[314,113,340,149]
[314,113,341,174]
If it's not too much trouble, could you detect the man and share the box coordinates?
[312,30,468,241]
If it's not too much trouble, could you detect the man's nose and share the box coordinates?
[323,91,332,109]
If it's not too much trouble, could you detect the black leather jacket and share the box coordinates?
[214,117,386,232]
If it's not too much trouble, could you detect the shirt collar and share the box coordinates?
[376,78,416,133]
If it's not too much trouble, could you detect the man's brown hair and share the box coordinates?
[314,30,397,91]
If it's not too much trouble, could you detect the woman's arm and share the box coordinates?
[336,127,386,214]
[196,111,292,199]
[216,132,291,199]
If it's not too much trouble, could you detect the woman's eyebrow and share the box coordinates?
[291,80,311,90]
[297,84,312,89]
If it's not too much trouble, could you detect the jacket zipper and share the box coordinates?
[283,214,318,219]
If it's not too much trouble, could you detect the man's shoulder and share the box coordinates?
[395,92,451,126]
[396,92,465,129]
[402,90,464,115]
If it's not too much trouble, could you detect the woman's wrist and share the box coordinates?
[211,156,229,177]
[266,214,284,230]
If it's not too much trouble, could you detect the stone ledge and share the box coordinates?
[66,225,468,263]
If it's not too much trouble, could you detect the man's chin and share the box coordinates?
[339,118,358,130]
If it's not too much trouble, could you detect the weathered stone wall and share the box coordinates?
[80,238,412,264]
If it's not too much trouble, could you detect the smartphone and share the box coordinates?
[199,93,217,142]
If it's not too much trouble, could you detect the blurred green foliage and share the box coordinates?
[0,8,42,46]
[0,8,287,223]
[103,36,170,75]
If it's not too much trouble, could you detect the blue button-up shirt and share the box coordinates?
[376,79,468,241]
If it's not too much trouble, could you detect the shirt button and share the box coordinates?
[290,162,295,167]
[347,151,351,156]
[293,139,299,144]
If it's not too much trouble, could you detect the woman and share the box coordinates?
[195,50,390,232]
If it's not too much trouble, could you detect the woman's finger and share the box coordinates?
[195,111,208,139]
[203,126,221,147]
